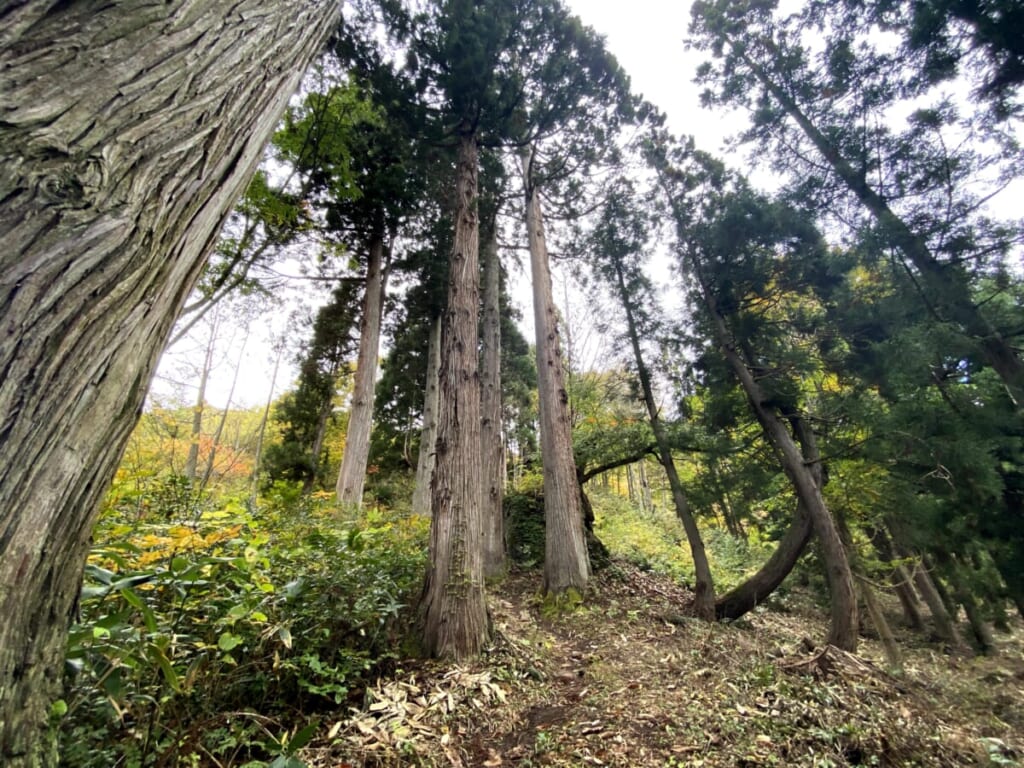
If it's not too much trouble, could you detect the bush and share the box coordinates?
[60,499,429,767]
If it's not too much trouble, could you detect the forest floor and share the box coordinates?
[304,563,1023,767]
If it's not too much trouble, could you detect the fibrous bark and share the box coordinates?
[421,130,489,658]
[336,234,388,507]
[0,4,338,763]
[480,219,506,578]
[412,314,442,517]
[522,149,590,598]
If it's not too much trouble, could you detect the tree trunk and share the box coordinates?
[480,219,505,578]
[869,527,927,632]
[716,502,813,620]
[303,371,337,494]
[936,552,996,655]
[251,343,284,509]
[888,531,969,652]
[522,149,590,599]
[336,234,388,507]
[709,458,745,538]
[185,312,219,482]
[611,258,715,619]
[421,130,489,658]
[201,328,249,490]
[860,578,903,670]
[0,3,338,764]
[693,265,858,650]
[714,409,819,620]
[412,314,442,517]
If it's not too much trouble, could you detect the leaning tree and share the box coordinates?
[0,3,338,763]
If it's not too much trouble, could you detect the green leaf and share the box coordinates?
[121,587,158,633]
[147,643,181,693]
[218,632,243,652]
[288,721,319,752]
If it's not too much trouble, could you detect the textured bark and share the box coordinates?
[336,235,388,507]
[412,314,442,517]
[480,221,505,578]
[0,4,338,764]
[421,131,489,658]
[611,258,715,618]
[522,150,590,598]
[716,503,813,620]
[695,269,858,650]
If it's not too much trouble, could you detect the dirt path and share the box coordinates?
[309,564,1023,767]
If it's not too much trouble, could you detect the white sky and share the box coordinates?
[150,0,1020,412]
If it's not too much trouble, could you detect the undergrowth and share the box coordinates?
[59,480,428,768]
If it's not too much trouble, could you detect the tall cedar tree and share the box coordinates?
[654,147,860,650]
[0,3,337,763]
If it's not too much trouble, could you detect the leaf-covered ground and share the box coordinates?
[302,563,1023,767]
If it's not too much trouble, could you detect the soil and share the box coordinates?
[305,562,1024,767]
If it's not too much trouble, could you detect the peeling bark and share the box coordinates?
[421,131,489,658]
[0,3,338,763]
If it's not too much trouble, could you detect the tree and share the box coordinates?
[480,204,507,578]
[653,145,860,649]
[689,0,1024,409]
[589,180,716,619]
[0,2,338,763]
[522,147,591,598]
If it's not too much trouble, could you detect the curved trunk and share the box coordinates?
[336,234,388,507]
[522,149,590,598]
[716,502,813,620]
[610,258,715,618]
[480,221,506,578]
[0,3,338,764]
[412,314,442,517]
[694,266,858,650]
[421,131,489,658]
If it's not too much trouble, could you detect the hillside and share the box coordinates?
[302,564,1023,767]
